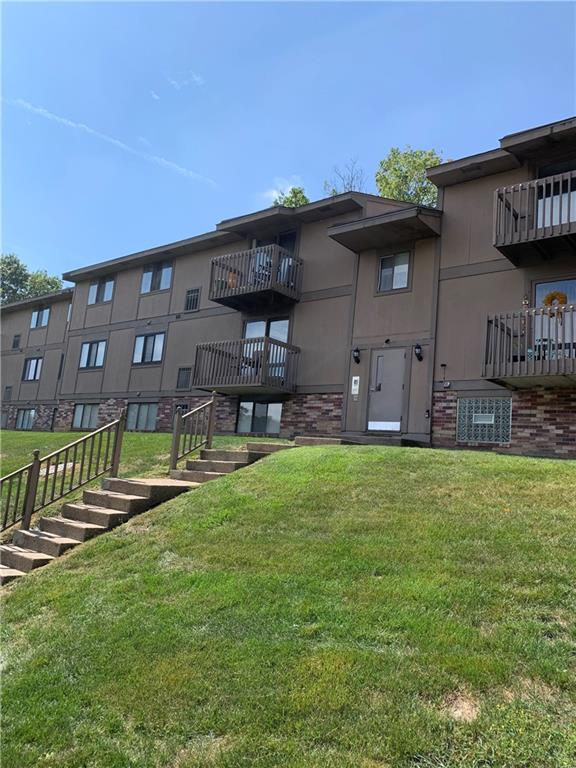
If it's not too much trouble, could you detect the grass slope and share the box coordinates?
[2,446,576,767]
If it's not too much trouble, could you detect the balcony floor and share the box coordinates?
[484,373,576,389]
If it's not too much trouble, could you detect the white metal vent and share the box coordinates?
[457,397,512,444]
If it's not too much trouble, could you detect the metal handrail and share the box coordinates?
[0,412,126,532]
[170,393,216,470]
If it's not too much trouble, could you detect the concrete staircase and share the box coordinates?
[1,442,293,586]
[0,478,194,585]
[169,441,292,483]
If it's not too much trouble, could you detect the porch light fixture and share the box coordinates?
[352,347,361,364]
[414,343,423,362]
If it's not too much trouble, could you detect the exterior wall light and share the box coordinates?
[352,347,361,364]
[414,343,423,362]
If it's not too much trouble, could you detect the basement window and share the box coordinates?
[237,401,282,435]
[16,408,37,431]
[72,403,99,430]
[457,397,512,444]
[126,402,158,432]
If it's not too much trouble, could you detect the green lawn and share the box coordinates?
[0,430,288,532]
[2,446,576,767]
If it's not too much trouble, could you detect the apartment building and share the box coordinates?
[1,117,575,458]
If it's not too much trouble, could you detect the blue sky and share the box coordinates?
[2,2,575,279]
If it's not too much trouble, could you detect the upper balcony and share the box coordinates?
[482,304,576,387]
[193,336,300,394]
[494,170,576,264]
[209,244,303,311]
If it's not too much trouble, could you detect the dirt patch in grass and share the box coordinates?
[171,735,233,766]
[442,690,480,722]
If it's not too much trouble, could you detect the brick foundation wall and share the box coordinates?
[280,393,343,438]
[432,389,576,459]
[2,392,343,439]
[1,403,58,431]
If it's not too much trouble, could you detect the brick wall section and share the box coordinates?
[432,389,576,459]
[280,393,343,438]
[1,403,57,431]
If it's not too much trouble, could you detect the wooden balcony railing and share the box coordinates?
[193,337,299,393]
[209,245,303,306]
[170,394,216,470]
[494,170,576,249]
[483,305,576,381]
[0,413,125,532]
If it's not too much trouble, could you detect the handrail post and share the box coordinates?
[170,408,183,470]
[110,409,126,478]
[206,391,217,449]
[21,450,41,531]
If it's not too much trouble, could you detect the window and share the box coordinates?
[12,334,20,350]
[88,277,115,305]
[457,398,512,444]
[72,403,99,430]
[30,307,50,328]
[185,287,201,312]
[244,317,289,342]
[16,409,36,430]
[58,353,64,380]
[79,341,106,369]
[3,386,12,402]
[1,413,7,429]
[378,251,410,293]
[237,401,282,435]
[126,403,158,432]
[22,357,42,381]
[133,332,165,364]
[67,302,72,322]
[141,262,172,293]
[535,278,576,307]
[176,367,192,390]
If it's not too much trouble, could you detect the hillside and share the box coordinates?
[2,446,575,767]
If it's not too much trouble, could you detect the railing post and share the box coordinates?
[170,408,183,470]
[110,409,126,478]
[21,450,41,531]
[206,391,217,449]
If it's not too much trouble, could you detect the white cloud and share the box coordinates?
[150,90,160,100]
[261,175,303,205]
[167,70,205,90]
[137,136,152,148]
[8,98,216,188]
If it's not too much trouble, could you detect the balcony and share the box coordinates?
[193,337,300,394]
[494,170,576,263]
[209,244,303,310]
[483,305,576,387]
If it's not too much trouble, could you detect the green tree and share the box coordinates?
[375,147,443,207]
[1,253,63,305]
[273,187,310,208]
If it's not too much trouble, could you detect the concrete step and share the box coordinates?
[13,528,80,557]
[294,436,343,446]
[61,502,128,528]
[102,477,195,502]
[185,458,248,473]
[0,564,26,585]
[169,469,226,484]
[83,489,151,515]
[245,442,292,454]
[0,543,54,573]
[200,449,257,463]
[40,516,107,542]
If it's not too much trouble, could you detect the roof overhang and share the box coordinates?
[1,288,74,313]
[427,149,521,187]
[500,117,576,161]
[327,207,442,251]
[216,193,369,237]
[62,230,241,281]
